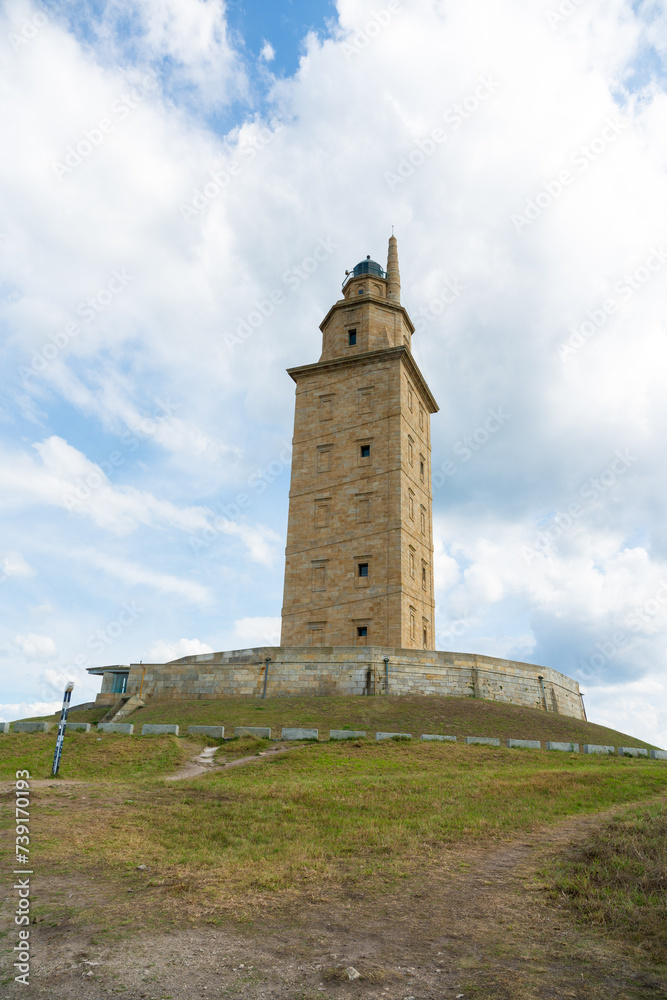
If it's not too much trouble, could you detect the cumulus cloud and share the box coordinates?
[229,616,281,647]
[14,633,57,658]
[1,552,34,579]
[146,636,214,661]
[1,0,666,746]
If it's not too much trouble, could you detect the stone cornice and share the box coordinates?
[287,346,439,413]
[319,294,415,334]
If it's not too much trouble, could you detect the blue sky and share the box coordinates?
[1,0,667,746]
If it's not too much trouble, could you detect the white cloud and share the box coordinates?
[1,551,34,579]
[146,637,213,661]
[14,633,57,658]
[1,0,666,744]
[0,701,61,723]
[229,616,281,648]
[260,41,275,62]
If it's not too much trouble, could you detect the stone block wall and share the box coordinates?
[95,645,584,720]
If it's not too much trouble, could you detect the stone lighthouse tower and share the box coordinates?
[280,236,439,649]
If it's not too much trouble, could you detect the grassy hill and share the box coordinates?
[28,693,662,749]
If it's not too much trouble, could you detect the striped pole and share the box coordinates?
[51,682,74,778]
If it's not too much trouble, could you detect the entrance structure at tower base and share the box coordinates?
[89,646,586,720]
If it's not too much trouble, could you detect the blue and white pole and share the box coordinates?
[51,681,74,778]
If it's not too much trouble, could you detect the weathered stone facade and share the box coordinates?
[92,646,585,719]
[281,237,438,649]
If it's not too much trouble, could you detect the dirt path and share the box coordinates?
[3,805,664,1000]
[164,743,298,780]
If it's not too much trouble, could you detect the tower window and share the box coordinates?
[420,456,425,481]
[357,626,367,637]
[422,565,427,589]
[358,563,369,577]
[419,406,424,429]
[348,329,357,346]
[423,627,428,647]
[360,444,371,458]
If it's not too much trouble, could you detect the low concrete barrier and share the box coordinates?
[97,723,134,734]
[583,744,614,755]
[188,725,224,738]
[281,728,318,741]
[465,736,500,747]
[235,726,271,739]
[506,739,541,749]
[14,721,51,733]
[65,722,90,732]
[618,747,648,758]
[649,749,667,760]
[142,724,179,736]
[421,734,456,742]
[330,730,366,740]
[546,742,579,753]
[376,732,412,740]
[0,722,10,734]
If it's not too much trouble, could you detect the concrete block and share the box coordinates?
[65,722,91,732]
[235,726,271,739]
[376,732,412,740]
[546,741,579,753]
[281,727,318,740]
[0,722,10,733]
[649,749,667,760]
[14,721,51,733]
[421,734,456,742]
[141,724,179,736]
[188,726,224,738]
[583,744,614,755]
[97,723,134,734]
[506,739,541,749]
[330,730,366,739]
[617,746,648,758]
[465,736,500,747]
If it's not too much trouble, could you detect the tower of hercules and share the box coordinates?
[280,236,439,649]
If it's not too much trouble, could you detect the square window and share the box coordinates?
[360,444,371,458]
[357,626,368,637]
[358,562,369,577]
[348,329,357,346]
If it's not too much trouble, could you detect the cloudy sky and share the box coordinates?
[1,0,666,745]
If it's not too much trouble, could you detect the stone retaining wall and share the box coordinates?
[95,645,585,721]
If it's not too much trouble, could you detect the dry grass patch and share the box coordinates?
[550,800,667,966]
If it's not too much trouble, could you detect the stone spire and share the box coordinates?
[386,234,401,303]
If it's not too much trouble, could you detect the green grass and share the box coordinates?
[32,740,667,914]
[550,800,667,964]
[21,694,660,750]
[0,731,197,781]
